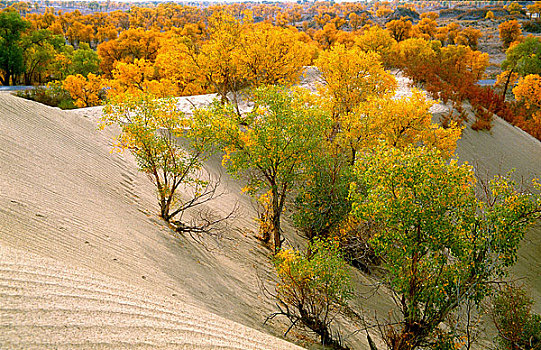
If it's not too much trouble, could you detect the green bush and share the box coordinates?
[293,152,352,241]
[16,81,76,109]
[493,284,541,350]
[273,238,352,348]
[524,20,541,33]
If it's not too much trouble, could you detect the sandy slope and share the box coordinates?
[454,111,541,313]
[0,93,304,349]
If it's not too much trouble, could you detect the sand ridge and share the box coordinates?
[0,245,304,349]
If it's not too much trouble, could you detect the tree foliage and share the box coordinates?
[20,28,64,85]
[349,91,462,158]
[386,17,412,42]
[350,145,541,350]
[316,43,396,120]
[273,238,352,348]
[493,284,541,350]
[293,145,352,241]
[70,42,100,77]
[62,72,103,107]
[499,20,522,49]
[156,12,309,105]
[0,8,30,85]
[355,25,396,67]
[513,73,541,128]
[502,36,541,78]
[193,86,332,252]
[97,28,163,76]
[101,93,212,222]
[107,58,175,98]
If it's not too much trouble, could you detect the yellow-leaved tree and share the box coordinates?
[354,25,396,67]
[315,43,396,120]
[513,74,541,129]
[107,58,176,98]
[386,17,412,42]
[62,73,104,107]
[499,20,522,48]
[97,28,163,77]
[240,22,311,87]
[156,12,311,110]
[198,10,251,104]
[156,10,250,106]
[155,35,208,96]
[345,91,462,158]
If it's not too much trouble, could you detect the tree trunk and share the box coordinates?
[159,188,171,221]
[271,188,282,253]
[1,72,10,86]
[160,199,170,221]
[502,67,516,101]
[502,72,511,101]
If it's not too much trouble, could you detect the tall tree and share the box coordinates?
[21,29,64,85]
[70,42,100,77]
[97,28,162,76]
[0,9,30,85]
[316,43,396,120]
[513,73,541,137]
[500,36,541,99]
[350,145,541,350]
[194,86,332,252]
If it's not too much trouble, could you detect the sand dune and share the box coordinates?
[454,108,541,313]
[0,93,303,349]
[0,245,302,350]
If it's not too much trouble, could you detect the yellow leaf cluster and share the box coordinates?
[62,73,103,108]
[107,58,175,99]
[316,43,396,119]
[513,74,541,125]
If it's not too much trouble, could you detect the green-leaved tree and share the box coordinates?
[102,93,212,222]
[0,9,30,85]
[194,86,332,252]
[350,145,541,350]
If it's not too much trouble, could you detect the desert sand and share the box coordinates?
[0,93,305,349]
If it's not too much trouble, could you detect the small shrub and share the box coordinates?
[493,284,541,350]
[272,238,352,349]
[15,81,76,109]
[471,103,494,131]
[337,216,380,274]
[440,101,468,129]
[523,20,541,33]
[471,114,493,131]
[57,99,76,110]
